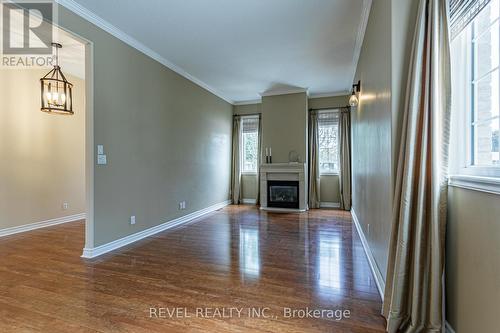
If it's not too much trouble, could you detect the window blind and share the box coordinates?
[450,0,491,38]
[241,117,259,133]
[317,110,339,127]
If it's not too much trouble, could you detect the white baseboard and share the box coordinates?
[0,213,86,238]
[320,202,340,208]
[242,198,257,205]
[350,208,385,300]
[445,321,456,333]
[81,200,231,259]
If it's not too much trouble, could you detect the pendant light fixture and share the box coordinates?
[349,80,361,107]
[40,43,73,115]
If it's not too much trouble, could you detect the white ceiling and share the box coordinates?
[59,0,371,103]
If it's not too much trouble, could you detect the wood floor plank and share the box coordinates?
[0,205,386,332]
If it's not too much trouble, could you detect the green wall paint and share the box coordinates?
[262,92,308,164]
[57,6,233,246]
[446,188,500,332]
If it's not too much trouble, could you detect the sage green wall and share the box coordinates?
[308,95,349,109]
[233,96,348,203]
[57,6,232,247]
[262,93,308,164]
[241,174,258,201]
[352,0,393,280]
[319,175,340,203]
[351,0,417,280]
[0,70,85,229]
[233,103,261,116]
[446,187,500,332]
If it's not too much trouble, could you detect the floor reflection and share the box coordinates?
[239,226,260,277]
[317,231,341,290]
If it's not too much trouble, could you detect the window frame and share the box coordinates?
[449,0,500,194]
[240,115,259,175]
[317,110,340,176]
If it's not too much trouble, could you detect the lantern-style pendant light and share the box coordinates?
[40,43,73,115]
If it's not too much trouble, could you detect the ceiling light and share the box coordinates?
[40,43,74,115]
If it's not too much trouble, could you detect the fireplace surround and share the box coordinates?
[260,163,308,212]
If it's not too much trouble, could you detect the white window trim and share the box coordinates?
[240,115,259,174]
[320,172,340,176]
[449,11,500,192]
[241,171,258,176]
[317,109,340,175]
[448,174,500,195]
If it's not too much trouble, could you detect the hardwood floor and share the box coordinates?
[0,206,385,333]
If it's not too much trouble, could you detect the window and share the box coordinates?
[451,0,500,178]
[241,116,259,173]
[318,111,339,174]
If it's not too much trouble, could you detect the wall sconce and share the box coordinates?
[40,43,74,115]
[349,80,361,107]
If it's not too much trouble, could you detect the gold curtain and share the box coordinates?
[230,116,242,204]
[308,111,320,209]
[339,107,351,211]
[383,0,451,332]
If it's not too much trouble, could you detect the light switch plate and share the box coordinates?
[130,216,136,225]
[97,145,104,155]
[97,154,107,165]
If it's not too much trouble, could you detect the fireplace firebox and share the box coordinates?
[267,180,299,209]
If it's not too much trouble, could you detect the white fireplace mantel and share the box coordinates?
[260,163,308,212]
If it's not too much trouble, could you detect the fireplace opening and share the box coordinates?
[267,180,299,209]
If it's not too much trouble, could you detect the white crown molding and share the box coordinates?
[351,208,385,300]
[81,200,231,258]
[55,0,234,104]
[0,213,85,238]
[234,99,262,106]
[260,87,308,97]
[349,0,372,89]
[309,91,350,99]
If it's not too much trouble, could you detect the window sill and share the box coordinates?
[241,172,258,176]
[448,175,500,196]
[320,172,339,176]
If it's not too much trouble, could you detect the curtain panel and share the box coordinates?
[230,116,242,204]
[339,107,351,211]
[383,0,451,332]
[308,111,321,209]
[256,116,262,205]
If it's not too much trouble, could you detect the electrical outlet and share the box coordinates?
[62,202,69,210]
[97,154,107,165]
[179,201,186,210]
[130,216,136,225]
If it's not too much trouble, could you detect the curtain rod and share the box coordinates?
[308,106,350,111]
[233,113,261,117]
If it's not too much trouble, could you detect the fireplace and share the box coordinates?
[267,180,299,209]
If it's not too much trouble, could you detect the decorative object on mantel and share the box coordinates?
[288,150,300,164]
[265,147,272,163]
[40,43,74,115]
